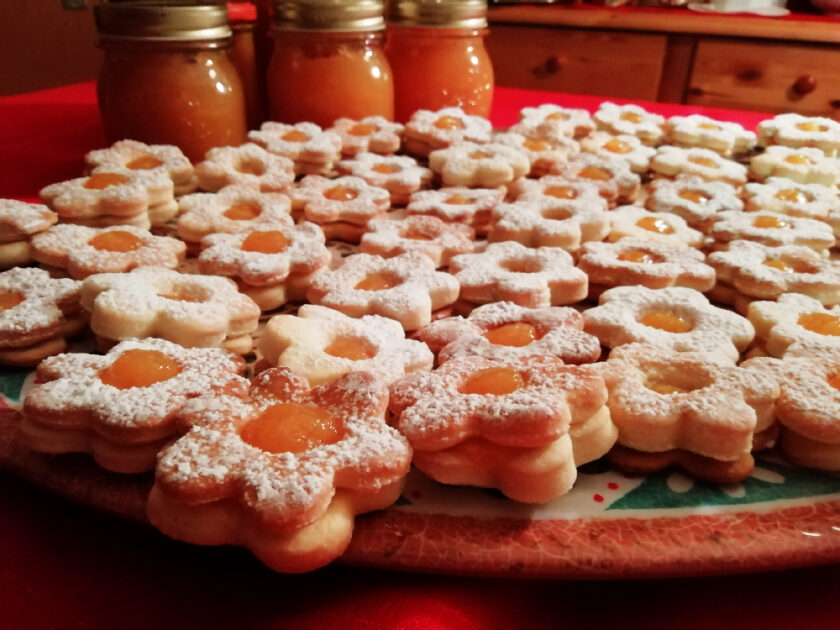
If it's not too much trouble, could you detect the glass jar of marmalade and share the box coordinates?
[95,2,248,162]
[228,2,265,128]
[385,0,494,122]
[267,0,394,127]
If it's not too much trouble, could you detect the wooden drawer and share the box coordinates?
[686,39,840,118]
[486,25,668,101]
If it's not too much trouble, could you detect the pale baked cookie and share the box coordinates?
[583,285,754,362]
[492,130,580,177]
[550,153,641,204]
[403,186,505,236]
[578,238,716,296]
[85,139,197,195]
[428,141,530,188]
[258,304,433,386]
[607,205,706,248]
[602,343,779,483]
[593,102,665,146]
[20,338,247,474]
[81,266,261,353]
[508,176,606,206]
[707,210,835,255]
[757,113,840,157]
[306,252,459,331]
[198,222,331,311]
[335,152,432,205]
[248,121,343,175]
[747,293,840,358]
[328,116,404,156]
[0,199,58,268]
[194,143,295,192]
[645,176,743,232]
[515,104,595,139]
[413,301,602,365]
[31,224,185,279]
[403,107,492,158]
[449,241,588,309]
[664,114,756,156]
[148,367,411,573]
[0,267,86,366]
[578,132,656,174]
[749,146,840,186]
[650,146,748,186]
[359,215,475,267]
[742,177,836,222]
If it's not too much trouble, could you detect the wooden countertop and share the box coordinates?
[488,4,840,43]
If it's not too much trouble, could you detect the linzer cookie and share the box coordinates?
[328,116,404,156]
[258,304,433,386]
[20,338,247,473]
[742,177,836,222]
[335,152,432,205]
[306,252,459,331]
[428,141,530,188]
[248,121,342,175]
[414,301,601,365]
[645,176,743,232]
[359,215,475,268]
[85,139,197,196]
[607,205,705,248]
[749,146,840,186]
[404,186,504,236]
[651,146,748,186]
[0,266,86,366]
[592,102,665,146]
[707,210,835,255]
[602,343,779,483]
[664,114,756,156]
[578,132,656,174]
[0,199,58,268]
[403,107,492,157]
[549,153,641,205]
[31,224,185,279]
[515,104,595,139]
[81,266,260,354]
[747,293,840,357]
[757,113,840,157]
[583,285,754,362]
[194,143,295,192]
[492,130,580,178]
[148,367,411,573]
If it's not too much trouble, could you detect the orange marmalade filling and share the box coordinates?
[282,129,310,142]
[355,271,400,291]
[434,115,465,130]
[403,227,433,240]
[99,349,181,389]
[636,216,675,235]
[775,189,810,203]
[620,112,643,124]
[828,373,840,391]
[469,151,494,160]
[797,122,828,132]
[546,112,570,121]
[372,163,401,174]
[83,173,129,190]
[240,230,291,254]
[349,123,376,136]
[639,310,693,333]
[88,230,144,252]
[523,138,550,151]
[0,290,25,311]
[157,290,204,302]
[239,402,344,454]
[785,154,811,165]
[126,155,164,170]
[483,322,540,347]
[444,194,475,205]
[459,366,525,396]
[324,336,376,360]
[617,249,659,264]
[678,189,711,204]
[753,215,792,229]
[544,186,578,200]
[688,156,718,169]
[323,186,359,202]
[235,158,266,176]
[603,138,632,154]
[798,312,840,336]
[763,258,815,273]
[644,379,691,395]
[698,122,719,130]
[578,166,611,181]
[223,201,262,221]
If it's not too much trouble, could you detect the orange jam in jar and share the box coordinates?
[94,3,248,163]
[228,2,266,128]
[385,0,493,122]
[267,0,394,127]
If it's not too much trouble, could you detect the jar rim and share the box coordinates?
[272,0,386,32]
[386,0,487,29]
[94,2,232,42]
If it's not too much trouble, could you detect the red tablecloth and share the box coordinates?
[1,82,836,630]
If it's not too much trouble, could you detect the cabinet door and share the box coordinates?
[687,39,840,117]
[486,25,667,101]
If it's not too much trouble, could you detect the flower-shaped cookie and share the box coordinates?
[85,139,196,194]
[389,354,577,503]
[583,286,755,362]
[195,143,295,192]
[608,205,705,248]
[0,199,58,268]
[450,241,588,308]
[602,343,779,482]
[749,146,840,186]
[404,186,504,234]
[516,104,595,139]
[664,114,756,156]
[306,252,459,330]
[492,130,580,177]
[328,116,404,156]
[290,175,391,225]
[578,238,716,293]
[550,153,641,204]
[748,293,840,357]
[414,301,601,365]
[148,367,411,573]
[579,132,656,173]
[651,146,748,186]
[20,337,247,473]
[742,177,835,222]
[259,304,433,386]
[31,224,185,279]
[757,113,840,156]
[359,215,475,267]
[593,102,665,145]
[645,176,743,231]
[248,121,342,174]
[403,107,492,157]
[708,210,835,254]
[428,141,530,188]
[81,266,260,350]
[335,152,432,205]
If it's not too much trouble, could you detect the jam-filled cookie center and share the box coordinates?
[541,205,573,221]
[501,258,543,274]
[224,201,262,221]
[678,189,711,204]
[282,129,310,142]
[546,112,570,121]
[323,185,359,202]
[126,155,164,170]
[434,115,465,130]
[578,166,612,181]
[99,349,181,389]
[483,322,541,347]
[763,257,817,273]
[644,370,711,395]
[88,230,144,252]
[459,366,525,396]
[620,112,643,124]
[84,173,129,190]
[372,163,402,174]
[444,193,476,205]
[638,310,694,333]
[798,312,840,336]
[240,402,344,454]
[775,189,811,203]
[349,123,376,136]
[544,185,578,200]
[523,139,551,151]
[636,216,675,235]
[354,271,401,291]
[785,154,812,165]
[241,230,290,254]
[753,215,792,229]
[827,373,840,391]
[324,335,376,360]
[688,155,719,169]
[617,249,664,264]
[235,158,267,176]
[0,290,25,311]
[797,122,829,132]
[604,138,632,154]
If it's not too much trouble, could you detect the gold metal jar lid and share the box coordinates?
[272,0,385,32]
[386,0,487,29]
[94,2,232,43]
